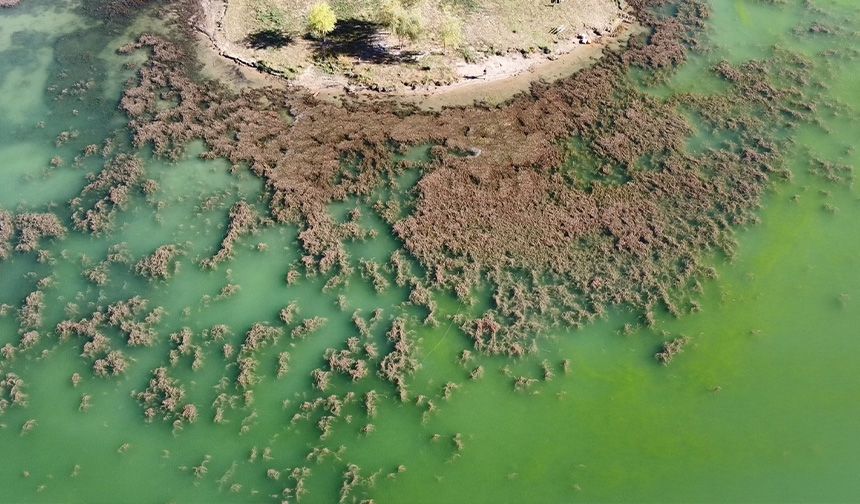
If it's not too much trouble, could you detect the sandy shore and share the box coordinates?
[192,0,639,110]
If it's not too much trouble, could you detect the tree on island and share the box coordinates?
[394,11,423,48]
[306,2,337,41]
[439,7,463,52]
[379,0,423,49]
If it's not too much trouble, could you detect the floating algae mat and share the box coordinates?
[0,0,858,502]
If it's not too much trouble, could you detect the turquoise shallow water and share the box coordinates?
[0,0,858,502]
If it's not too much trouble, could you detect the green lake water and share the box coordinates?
[0,0,858,502]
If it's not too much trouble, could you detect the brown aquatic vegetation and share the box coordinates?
[389,249,414,287]
[807,155,854,185]
[0,210,12,260]
[237,356,259,388]
[360,259,390,293]
[541,360,555,381]
[0,373,28,415]
[215,283,241,300]
[241,323,283,354]
[79,394,92,412]
[181,403,199,423]
[453,432,465,452]
[136,366,196,424]
[363,390,378,418]
[18,331,40,351]
[168,327,196,366]
[212,383,238,423]
[562,358,572,374]
[71,154,147,234]
[279,302,299,325]
[56,314,105,346]
[281,466,312,502]
[20,418,37,435]
[1,343,16,360]
[202,200,260,269]
[378,318,419,401]
[352,311,372,338]
[93,350,130,377]
[325,346,370,382]
[311,368,332,392]
[655,335,690,365]
[81,246,129,286]
[407,281,438,326]
[13,213,66,253]
[458,312,527,357]
[291,317,327,339]
[513,376,539,392]
[338,464,370,504]
[203,323,232,342]
[108,296,164,346]
[56,295,164,352]
[107,242,133,264]
[469,365,485,380]
[83,144,100,157]
[230,323,283,386]
[18,290,45,332]
[83,261,110,286]
[317,414,335,438]
[442,382,460,400]
[277,351,291,378]
[290,393,359,439]
[285,269,301,285]
[135,244,181,280]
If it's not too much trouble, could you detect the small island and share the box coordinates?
[196,0,632,97]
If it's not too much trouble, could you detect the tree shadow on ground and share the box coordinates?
[245,30,293,50]
[311,19,420,64]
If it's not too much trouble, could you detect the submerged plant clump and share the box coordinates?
[18,288,47,335]
[655,335,690,365]
[136,366,197,427]
[11,212,67,254]
[0,210,12,260]
[202,200,261,269]
[135,244,182,280]
[71,154,149,234]
[0,373,27,415]
[56,295,165,354]
[379,318,420,401]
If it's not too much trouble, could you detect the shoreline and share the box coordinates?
[191,0,640,110]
